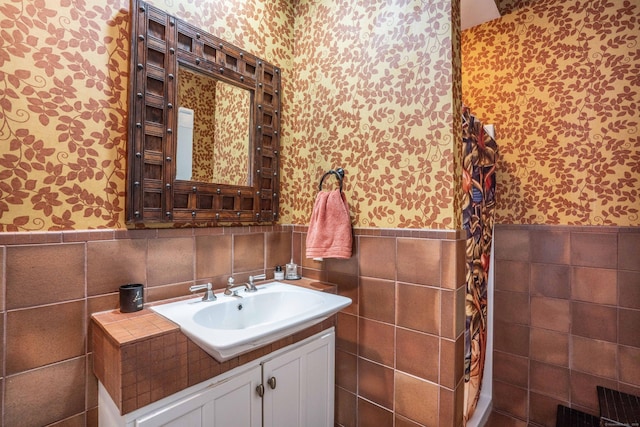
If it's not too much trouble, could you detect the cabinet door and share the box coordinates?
[136,365,262,427]
[262,330,335,427]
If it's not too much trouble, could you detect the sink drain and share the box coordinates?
[237,304,243,310]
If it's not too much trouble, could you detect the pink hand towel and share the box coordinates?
[306,189,352,259]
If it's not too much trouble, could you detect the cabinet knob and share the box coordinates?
[267,376,276,390]
[256,384,264,397]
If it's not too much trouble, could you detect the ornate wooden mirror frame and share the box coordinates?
[126,0,281,226]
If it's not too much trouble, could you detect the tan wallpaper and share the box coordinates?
[462,0,640,226]
[285,0,462,229]
[177,67,217,183]
[212,81,251,186]
[0,0,294,231]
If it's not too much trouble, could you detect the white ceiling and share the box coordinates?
[461,0,501,31]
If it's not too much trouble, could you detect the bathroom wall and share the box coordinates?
[491,225,640,426]
[0,0,295,231]
[0,0,469,426]
[462,0,639,227]
[0,225,293,426]
[462,0,640,425]
[287,0,463,229]
[293,227,467,426]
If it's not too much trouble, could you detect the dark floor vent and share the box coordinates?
[598,386,640,427]
[556,404,600,427]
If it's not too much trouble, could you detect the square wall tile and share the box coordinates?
[358,318,394,367]
[439,336,464,389]
[147,237,194,286]
[530,328,568,367]
[395,414,422,427]
[531,263,570,299]
[619,345,640,385]
[5,357,85,427]
[495,260,530,293]
[396,328,439,383]
[357,397,393,427]
[87,239,147,296]
[336,350,357,392]
[570,232,617,268]
[619,308,640,347]
[265,231,292,271]
[530,230,569,265]
[359,236,396,280]
[396,238,441,286]
[6,301,85,375]
[233,233,265,273]
[494,290,529,325]
[570,370,617,413]
[440,289,457,339]
[494,321,530,357]
[325,238,359,277]
[336,312,357,354]
[396,283,440,335]
[493,350,529,388]
[494,227,529,262]
[528,391,567,427]
[618,270,640,309]
[195,235,232,280]
[571,302,617,343]
[529,360,569,400]
[331,272,358,315]
[619,231,640,271]
[358,358,394,410]
[493,380,528,420]
[359,277,395,323]
[530,296,570,333]
[394,371,438,426]
[571,266,617,305]
[6,243,85,309]
[335,387,356,427]
[441,239,465,289]
[571,335,617,378]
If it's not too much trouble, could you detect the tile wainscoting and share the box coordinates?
[489,225,640,427]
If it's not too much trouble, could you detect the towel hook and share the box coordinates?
[318,168,344,192]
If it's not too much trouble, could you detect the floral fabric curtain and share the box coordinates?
[462,105,498,424]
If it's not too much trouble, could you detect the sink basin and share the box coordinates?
[150,282,351,361]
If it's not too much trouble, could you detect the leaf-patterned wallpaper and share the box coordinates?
[462,0,640,226]
[0,0,294,231]
[1,0,463,231]
[286,0,462,229]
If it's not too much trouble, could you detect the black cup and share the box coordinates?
[119,284,144,313]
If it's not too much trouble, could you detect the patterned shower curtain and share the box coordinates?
[461,105,498,424]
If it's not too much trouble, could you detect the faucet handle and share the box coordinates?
[227,276,235,286]
[249,274,266,284]
[189,282,216,302]
[246,274,265,292]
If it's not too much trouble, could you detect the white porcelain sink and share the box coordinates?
[150,282,351,361]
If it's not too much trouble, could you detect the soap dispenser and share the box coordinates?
[285,258,299,280]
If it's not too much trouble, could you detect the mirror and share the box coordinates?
[176,65,251,186]
[126,0,281,226]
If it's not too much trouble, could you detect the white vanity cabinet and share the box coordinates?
[99,329,335,427]
[262,328,335,427]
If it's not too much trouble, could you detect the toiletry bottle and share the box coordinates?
[274,265,284,280]
[285,258,298,280]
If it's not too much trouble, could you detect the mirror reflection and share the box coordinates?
[176,65,251,186]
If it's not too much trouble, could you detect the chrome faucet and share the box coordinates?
[224,274,265,297]
[189,282,216,301]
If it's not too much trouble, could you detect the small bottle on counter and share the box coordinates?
[274,265,284,280]
[285,258,299,280]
